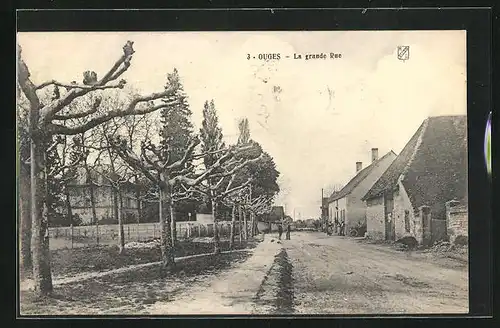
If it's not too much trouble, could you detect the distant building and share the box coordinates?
[257,206,285,232]
[266,206,285,222]
[362,116,468,245]
[320,197,329,229]
[66,165,140,225]
[327,148,397,235]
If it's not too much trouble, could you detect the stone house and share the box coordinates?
[362,115,468,245]
[327,148,397,235]
[67,166,141,225]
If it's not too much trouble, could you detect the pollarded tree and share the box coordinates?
[17,40,180,296]
[190,152,263,254]
[110,135,260,273]
[230,118,281,241]
[198,106,264,253]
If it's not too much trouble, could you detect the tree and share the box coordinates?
[159,68,195,246]
[17,40,179,296]
[237,118,250,145]
[197,104,262,253]
[110,135,260,272]
[230,118,280,240]
[18,94,32,274]
[48,134,87,228]
[192,158,259,254]
[200,100,226,170]
[88,92,151,254]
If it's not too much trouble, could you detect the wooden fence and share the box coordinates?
[48,221,249,250]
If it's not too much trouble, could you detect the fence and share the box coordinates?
[48,221,250,250]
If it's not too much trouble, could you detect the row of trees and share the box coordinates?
[17,41,280,296]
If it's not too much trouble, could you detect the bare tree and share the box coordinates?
[190,152,263,254]
[222,187,248,250]
[17,40,179,296]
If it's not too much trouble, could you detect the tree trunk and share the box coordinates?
[170,200,176,248]
[83,164,99,243]
[243,210,248,241]
[89,183,98,225]
[229,205,236,250]
[159,185,175,275]
[212,199,221,254]
[135,176,142,223]
[117,186,125,254]
[64,184,73,223]
[19,162,32,275]
[30,138,53,296]
[251,212,256,237]
[238,205,242,244]
[251,213,258,236]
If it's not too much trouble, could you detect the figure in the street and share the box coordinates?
[339,220,345,236]
[277,223,283,240]
[326,221,333,236]
[285,223,291,240]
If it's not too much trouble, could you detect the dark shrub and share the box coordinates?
[395,236,418,250]
[454,235,468,246]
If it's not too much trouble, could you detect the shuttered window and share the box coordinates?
[404,210,411,233]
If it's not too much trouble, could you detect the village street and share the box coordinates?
[282,231,468,314]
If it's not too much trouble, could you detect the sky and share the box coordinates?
[17,31,466,220]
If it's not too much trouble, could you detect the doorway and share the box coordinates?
[384,192,395,241]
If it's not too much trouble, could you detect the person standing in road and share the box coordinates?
[285,223,291,240]
[277,223,283,240]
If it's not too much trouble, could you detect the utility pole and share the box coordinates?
[321,188,325,232]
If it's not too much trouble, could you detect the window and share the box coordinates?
[404,210,410,233]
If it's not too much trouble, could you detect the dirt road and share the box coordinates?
[283,231,468,314]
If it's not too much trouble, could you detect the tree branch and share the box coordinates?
[211,152,264,179]
[166,137,200,170]
[219,179,252,200]
[17,44,41,114]
[37,41,136,120]
[47,92,177,136]
[52,96,102,120]
[110,140,160,185]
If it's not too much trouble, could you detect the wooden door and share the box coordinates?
[421,206,432,246]
[384,193,395,241]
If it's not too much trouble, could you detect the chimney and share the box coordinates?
[356,162,363,173]
[371,148,379,163]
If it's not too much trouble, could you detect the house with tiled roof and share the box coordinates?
[362,115,467,245]
[66,164,141,225]
[327,148,397,235]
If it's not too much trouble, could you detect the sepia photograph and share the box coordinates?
[17,30,468,316]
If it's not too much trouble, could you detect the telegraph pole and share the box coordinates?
[321,188,325,232]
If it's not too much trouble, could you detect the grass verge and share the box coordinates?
[254,248,294,314]
[20,249,255,315]
[21,239,257,280]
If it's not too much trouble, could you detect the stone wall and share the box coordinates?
[446,200,468,244]
[366,195,385,240]
[393,181,417,240]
